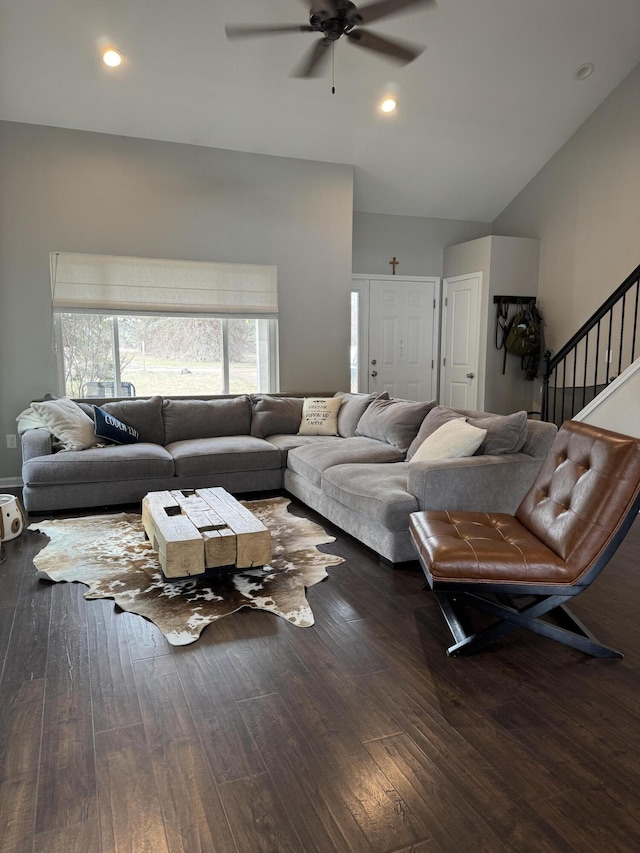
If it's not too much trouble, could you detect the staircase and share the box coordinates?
[542,263,640,426]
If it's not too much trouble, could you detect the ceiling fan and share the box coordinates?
[225,0,435,78]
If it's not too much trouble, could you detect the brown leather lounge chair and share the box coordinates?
[409,420,640,658]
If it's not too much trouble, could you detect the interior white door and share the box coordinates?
[368,278,438,401]
[441,273,482,409]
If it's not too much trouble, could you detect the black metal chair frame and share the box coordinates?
[415,487,640,659]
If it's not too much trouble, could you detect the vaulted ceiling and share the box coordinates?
[1,0,639,221]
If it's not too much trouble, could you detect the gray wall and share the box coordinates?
[353,212,491,277]
[493,62,640,353]
[0,121,353,480]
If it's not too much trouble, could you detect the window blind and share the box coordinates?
[50,252,278,316]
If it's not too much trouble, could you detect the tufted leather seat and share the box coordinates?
[409,420,640,658]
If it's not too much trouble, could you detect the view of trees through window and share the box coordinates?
[59,314,268,397]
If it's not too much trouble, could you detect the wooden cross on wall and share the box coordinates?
[389,256,399,275]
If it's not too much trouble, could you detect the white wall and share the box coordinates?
[493,62,640,354]
[0,121,354,480]
[353,212,491,277]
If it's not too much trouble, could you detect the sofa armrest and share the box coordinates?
[407,452,545,515]
[21,428,54,462]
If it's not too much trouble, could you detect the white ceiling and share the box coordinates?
[1,0,639,222]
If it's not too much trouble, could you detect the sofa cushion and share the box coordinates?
[287,436,404,488]
[321,462,418,531]
[467,410,528,455]
[102,396,165,445]
[355,397,436,453]
[166,436,281,477]
[250,395,304,438]
[162,396,251,444]
[298,397,342,436]
[334,392,378,437]
[22,443,174,485]
[264,434,341,465]
[409,419,486,462]
[406,405,467,460]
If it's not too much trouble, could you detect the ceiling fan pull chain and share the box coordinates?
[332,42,335,94]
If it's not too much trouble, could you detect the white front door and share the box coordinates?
[441,273,482,409]
[367,277,439,401]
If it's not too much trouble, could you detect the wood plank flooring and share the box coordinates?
[2,500,640,852]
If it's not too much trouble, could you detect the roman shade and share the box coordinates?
[50,252,278,316]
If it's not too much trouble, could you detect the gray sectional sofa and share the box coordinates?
[20,392,558,562]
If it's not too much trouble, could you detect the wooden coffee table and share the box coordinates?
[142,487,272,579]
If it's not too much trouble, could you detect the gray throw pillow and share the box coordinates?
[250,395,304,438]
[103,395,165,444]
[333,392,378,437]
[355,397,436,454]
[406,405,465,460]
[162,396,251,444]
[467,410,528,455]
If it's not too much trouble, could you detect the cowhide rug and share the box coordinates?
[29,497,344,645]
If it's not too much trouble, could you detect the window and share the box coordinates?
[51,253,278,397]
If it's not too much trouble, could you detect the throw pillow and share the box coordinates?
[409,419,487,463]
[406,405,467,460]
[250,395,304,438]
[355,397,436,453]
[94,406,140,445]
[467,410,528,455]
[30,398,98,451]
[298,397,342,436]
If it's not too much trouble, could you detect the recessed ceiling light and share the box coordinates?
[573,62,595,81]
[102,48,123,68]
[380,98,397,113]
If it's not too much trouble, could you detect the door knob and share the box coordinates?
[371,370,378,377]
[466,372,475,379]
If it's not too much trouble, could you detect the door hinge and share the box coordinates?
[443,357,446,366]
[445,297,448,307]
[431,359,434,369]
[433,298,436,309]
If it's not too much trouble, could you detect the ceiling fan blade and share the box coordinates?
[290,38,333,77]
[349,0,434,26]
[346,28,424,64]
[225,24,315,39]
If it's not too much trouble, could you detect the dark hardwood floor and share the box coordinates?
[2,500,640,852]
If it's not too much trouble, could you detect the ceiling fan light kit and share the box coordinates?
[102,48,123,68]
[225,0,434,79]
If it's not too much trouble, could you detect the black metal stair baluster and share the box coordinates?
[582,333,589,410]
[618,292,626,378]
[606,308,613,385]
[632,279,639,363]
[561,359,567,426]
[594,319,601,403]
[571,349,577,419]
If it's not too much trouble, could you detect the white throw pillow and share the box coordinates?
[30,398,98,451]
[298,397,342,436]
[408,418,487,463]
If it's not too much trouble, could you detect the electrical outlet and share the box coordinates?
[6,434,17,449]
